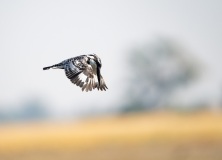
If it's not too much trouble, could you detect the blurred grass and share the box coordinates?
[0,111,222,160]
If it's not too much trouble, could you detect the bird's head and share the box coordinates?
[87,54,102,68]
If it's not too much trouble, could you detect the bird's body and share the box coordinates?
[43,54,108,92]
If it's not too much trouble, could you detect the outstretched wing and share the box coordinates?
[64,56,102,92]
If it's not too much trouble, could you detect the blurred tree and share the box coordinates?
[0,99,47,123]
[121,39,199,113]
[19,99,47,121]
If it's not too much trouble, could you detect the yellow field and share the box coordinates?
[0,112,222,160]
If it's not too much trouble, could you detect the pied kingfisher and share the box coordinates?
[43,54,108,92]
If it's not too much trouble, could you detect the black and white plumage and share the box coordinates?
[43,54,108,92]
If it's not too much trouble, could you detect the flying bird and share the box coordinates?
[43,54,108,92]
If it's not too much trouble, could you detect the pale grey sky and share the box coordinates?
[0,0,222,117]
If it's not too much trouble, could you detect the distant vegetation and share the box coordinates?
[0,99,47,123]
[120,38,200,113]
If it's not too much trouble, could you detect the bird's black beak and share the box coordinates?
[97,66,101,86]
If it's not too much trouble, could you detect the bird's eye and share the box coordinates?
[87,59,90,64]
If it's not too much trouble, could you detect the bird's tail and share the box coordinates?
[43,63,63,70]
[43,66,52,70]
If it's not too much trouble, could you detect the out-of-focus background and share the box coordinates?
[0,0,222,159]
